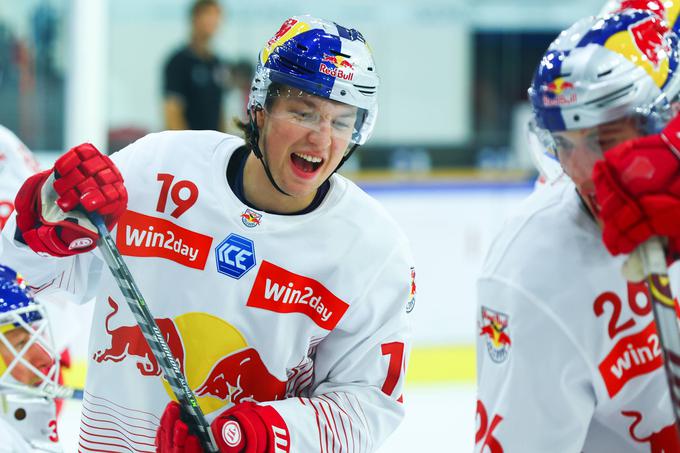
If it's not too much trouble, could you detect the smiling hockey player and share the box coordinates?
[1,15,414,453]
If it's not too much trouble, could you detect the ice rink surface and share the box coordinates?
[57,383,476,452]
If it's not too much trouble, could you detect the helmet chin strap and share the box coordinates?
[248,110,291,197]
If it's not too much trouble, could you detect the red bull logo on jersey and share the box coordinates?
[623,411,680,451]
[599,321,662,397]
[93,297,186,376]
[406,267,416,314]
[195,347,287,404]
[241,209,262,228]
[92,302,287,414]
[542,78,577,106]
[247,260,350,330]
[479,306,511,363]
[116,210,213,270]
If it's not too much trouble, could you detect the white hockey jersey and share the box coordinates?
[0,393,61,452]
[0,124,39,230]
[475,181,678,452]
[1,131,415,453]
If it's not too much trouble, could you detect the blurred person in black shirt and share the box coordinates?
[163,0,227,132]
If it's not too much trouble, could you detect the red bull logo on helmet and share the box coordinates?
[319,53,355,81]
[247,260,349,330]
[605,14,672,88]
[261,18,311,65]
[479,306,511,363]
[542,77,577,106]
[93,302,288,415]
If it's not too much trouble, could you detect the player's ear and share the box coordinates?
[255,109,265,129]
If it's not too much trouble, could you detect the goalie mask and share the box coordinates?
[527,9,680,189]
[246,15,379,194]
[0,265,61,400]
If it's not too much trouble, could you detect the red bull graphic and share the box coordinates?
[319,53,355,81]
[623,410,680,452]
[479,306,512,363]
[116,210,214,270]
[94,304,289,415]
[599,321,662,397]
[247,260,350,330]
[241,209,262,228]
[262,19,311,65]
[93,297,185,376]
[605,15,672,88]
[195,347,287,404]
[406,267,416,313]
[542,78,577,106]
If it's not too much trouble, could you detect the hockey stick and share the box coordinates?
[639,236,680,429]
[87,213,219,452]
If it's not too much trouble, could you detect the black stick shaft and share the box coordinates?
[89,213,218,452]
[640,237,680,432]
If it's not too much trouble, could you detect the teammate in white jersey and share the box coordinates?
[0,264,62,452]
[0,124,40,230]
[476,9,680,452]
[1,15,414,453]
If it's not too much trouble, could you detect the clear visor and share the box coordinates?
[526,119,564,183]
[264,86,368,146]
[0,305,63,399]
[529,116,642,185]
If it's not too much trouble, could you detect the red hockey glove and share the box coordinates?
[14,143,127,257]
[592,115,680,260]
[155,401,290,453]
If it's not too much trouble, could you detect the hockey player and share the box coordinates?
[476,9,680,452]
[1,15,414,453]
[0,264,62,452]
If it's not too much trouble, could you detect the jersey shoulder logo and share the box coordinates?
[406,267,416,314]
[241,209,262,228]
[247,260,350,330]
[479,306,512,363]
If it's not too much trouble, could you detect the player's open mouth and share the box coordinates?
[291,152,323,173]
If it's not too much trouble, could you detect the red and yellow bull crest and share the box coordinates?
[406,267,416,314]
[542,77,577,106]
[605,15,672,87]
[261,18,311,65]
[93,297,287,415]
[479,306,511,363]
[240,209,262,228]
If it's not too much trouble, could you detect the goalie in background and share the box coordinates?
[476,7,680,452]
[0,264,63,452]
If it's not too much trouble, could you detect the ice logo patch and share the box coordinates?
[241,209,262,228]
[215,234,256,279]
[479,306,511,363]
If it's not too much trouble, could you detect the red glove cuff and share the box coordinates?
[212,402,290,453]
